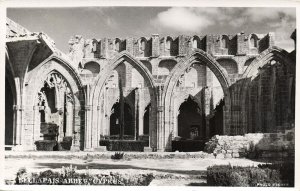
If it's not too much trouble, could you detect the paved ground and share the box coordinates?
[4,156,264,186]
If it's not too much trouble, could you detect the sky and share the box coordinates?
[7,7,296,53]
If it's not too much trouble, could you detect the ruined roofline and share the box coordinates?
[69,32,276,59]
[6,17,31,37]
[79,32,272,43]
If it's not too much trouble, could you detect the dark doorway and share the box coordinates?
[5,77,14,146]
[110,102,133,136]
[178,96,204,139]
[143,104,150,135]
[209,99,224,137]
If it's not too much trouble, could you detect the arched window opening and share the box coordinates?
[139,38,146,51]
[221,36,229,49]
[166,37,172,51]
[114,39,121,52]
[92,40,98,53]
[250,35,258,48]
[110,102,134,137]
[192,37,200,49]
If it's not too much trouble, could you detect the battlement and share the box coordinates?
[69,32,275,59]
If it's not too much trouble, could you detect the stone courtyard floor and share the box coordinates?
[4,151,266,186]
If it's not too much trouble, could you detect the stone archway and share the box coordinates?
[23,55,85,150]
[89,51,157,150]
[240,46,295,133]
[161,50,231,151]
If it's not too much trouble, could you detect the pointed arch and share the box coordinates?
[240,46,296,133]
[160,49,231,151]
[89,51,157,150]
[242,46,295,79]
[24,54,85,150]
[91,51,156,103]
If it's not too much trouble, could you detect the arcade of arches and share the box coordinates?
[5,18,296,151]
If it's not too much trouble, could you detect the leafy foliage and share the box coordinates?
[111,152,125,160]
[207,162,294,187]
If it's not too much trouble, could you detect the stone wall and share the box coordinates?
[69,33,274,61]
[204,128,295,159]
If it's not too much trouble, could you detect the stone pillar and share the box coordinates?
[83,85,93,151]
[84,105,92,150]
[134,88,139,140]
[13,105,22,145]
[70,105,81,151]
[12,104,25,151]
[138,88,144,136]
[66,103,73,136]
[156,86,164,151]
[32,106,41,144]
[148,87,158,152]
[204,87,211,138]
[270,66,276,131]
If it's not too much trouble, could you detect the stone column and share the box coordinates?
[204,87,211,138]
[12,104,24,151]
[32,106,41,144]
[70,105,81,151]
[156,86,164,151]
[134,88,139,140]
[66,103,73,136]
[138,89,144,136]
[13,105,22,145]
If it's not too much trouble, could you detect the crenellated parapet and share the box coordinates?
[69,32,275,61]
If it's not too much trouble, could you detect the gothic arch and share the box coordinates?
[24,54,85,150]
[242,46,294,79]
[91,51,156,103]
[161,49,231,151]
[89,51,157,150]
[240,46,295,133]
[26,55,84,107]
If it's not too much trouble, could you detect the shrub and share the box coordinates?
[104,135,135,140]
[207,165,232,186]
[258,162,294,186]
[100,139,109,146]
[59,136,73,150]
[111,152,124,160]
[106,140,144,152]
[34,140,57,151]
[207,163,294,187]
[15,165,154,185]
[172,140,206,152]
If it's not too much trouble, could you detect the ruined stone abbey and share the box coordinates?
[5,18,296,151]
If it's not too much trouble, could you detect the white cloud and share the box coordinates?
[244,7,296,22]
[151,7,295,51]
[151,7,214,32]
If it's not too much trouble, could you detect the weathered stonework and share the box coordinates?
[204,128,295,158]
[5,18,296,152]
